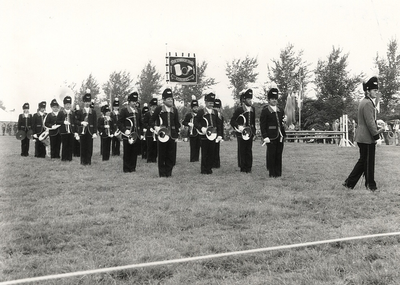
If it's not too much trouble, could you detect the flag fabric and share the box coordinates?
[284,93,296,126]
[168,56,197,84]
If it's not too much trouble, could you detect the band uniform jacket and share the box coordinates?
[45,112,60,136]
[230,105,256,138]
[260,105,286,141]
[98,116,115,138]
[76,108,97,135]
[354,97,380,144]
[149,105,180,139]
[32,111,47,136]
[56,109,77,134]
[117,106,143,138]
[18,114,32,132]
[110,111,120,133]
[182,112,198,137]
[194,108,223,139]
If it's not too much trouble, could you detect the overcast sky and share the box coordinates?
[1,0,399,114]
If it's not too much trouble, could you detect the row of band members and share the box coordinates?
[17,88,285,177]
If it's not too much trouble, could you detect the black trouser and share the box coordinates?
[238,136,253,173]
[236,136,241,167]
[157,139,175,177]
[35,140,46,158]
[112,136,120,155]
[200,138,215,174]
[189,135,201,162]
[21,137,30,156]
[213,141,220,168]
[50,134,61,158]
[345,143,376,189]
[80,132,93,165]
[61,133,74,161]
[100,137,103,155]
[102,137,111,161]
[266,139,284,177]
[73,139,80,157]
[146,136,157,162]
[141,139,147,159]
[123,139,139,172]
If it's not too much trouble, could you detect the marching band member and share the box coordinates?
[143,97,158,163]
[32,101,47,158]
[45,99,61,159]
[98,104,114,161]
[213,98,224,168]
[117,92,142,172]
[194,91,223,175]
[76,92,97,165]
[230,89,256,173]
[343,76,384,191]
[182,95,201,162]
[17,103,32,156]
[56,96,76,161]
[260,88,286,178]
[73,104,81,157]
[110,98,121,156]
[141,103,149,160]
[149,88,180,177]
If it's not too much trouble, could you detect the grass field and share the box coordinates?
[0,136,400,285]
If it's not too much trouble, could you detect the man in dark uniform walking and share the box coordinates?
[182,95,201,162]
[230,89,256,173]
[76,92,97,165]
[117,92,143,172]
[17,103,32,156]
[56,96,76,161]
[32,101,47,158]
[110,98,121,156]
[143,97,158,163]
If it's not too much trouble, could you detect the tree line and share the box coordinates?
[63,39,400,130]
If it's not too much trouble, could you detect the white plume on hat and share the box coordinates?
[144,103,148,107]
[269,82,278,89]
[99,101,108,107]
[192,95,196,100]
[86,88,91,94]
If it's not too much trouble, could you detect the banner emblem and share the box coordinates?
[168,56,197,84]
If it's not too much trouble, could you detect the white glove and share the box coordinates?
[154,126,161,133]
[238,125,244,132]
[110,134,114,137]
[74,133,80,140]
[33,134,38,139]
[215,136,222,143]
[92,134,97,139]
[143,128,147,133]
[104,125,110,129]
[125,130,131,135]
[201,127,207,134]
[263,137,271,144]
[188,122,194,127]
[81,121,88,126]
[141,135,145,140]
[64,121,70,125]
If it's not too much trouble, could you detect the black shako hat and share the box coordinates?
[363,76,378,91]
[22,103,29,110]
[243,89,253,99]
[191,95,198,108]
[214,98,221,108]
[149,98,158,106]
[142,103,149,113]
[267,88,279,100]
[38,101,46,109]
[50,99,59,107]
[83,93,91,102]
[162,88,173,99]
[63,96,72,105]
[128,92,139,102]
[101,105,110,114]
[204,92,215,102]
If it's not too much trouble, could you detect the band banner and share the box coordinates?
[168,56,197,84]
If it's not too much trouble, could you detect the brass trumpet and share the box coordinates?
[121,118,138,144]
[234,113,252,141]
[157,116,170,143]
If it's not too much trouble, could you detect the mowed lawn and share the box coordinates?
[0,136,399,285]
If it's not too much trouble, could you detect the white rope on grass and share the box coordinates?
[1,231,399,285]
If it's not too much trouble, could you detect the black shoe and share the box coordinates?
[342,182,354,189]
[367,185,378,192]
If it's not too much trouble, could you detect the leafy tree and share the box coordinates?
[226,55,258,101]
[77,74,100,107]
[103,71,134,106]
[266,44,311,106]
[135,61,163,105]
[312,47,363,127]
[173,61,217,106]
[375,39,400,119]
